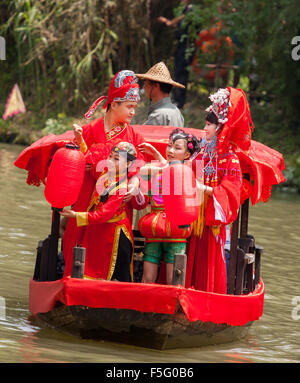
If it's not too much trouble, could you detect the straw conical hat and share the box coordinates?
[136,62,185,89]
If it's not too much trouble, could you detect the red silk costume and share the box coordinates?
[186,87,253,294]
[64,171,146,281]
[186,147,242,293]
[62,118,145,277]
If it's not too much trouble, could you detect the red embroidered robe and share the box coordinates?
[186,145,242,294]
[65,172,145,280]
[62,118,145,277]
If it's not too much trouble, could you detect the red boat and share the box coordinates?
[14,124,285,349]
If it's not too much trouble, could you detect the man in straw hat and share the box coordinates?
[136,62,185,127]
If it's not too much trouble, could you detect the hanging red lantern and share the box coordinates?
[44,144,86,208]
[192,22,235,82]
[162,161,200,227]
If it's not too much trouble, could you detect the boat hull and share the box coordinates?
[29,277,264,350]
[32,303,252,350]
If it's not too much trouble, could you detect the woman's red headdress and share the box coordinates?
[206,87,254,152]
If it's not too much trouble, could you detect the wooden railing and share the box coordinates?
[227,174,263,295]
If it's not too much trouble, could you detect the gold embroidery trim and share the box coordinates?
[83,275,104,280]
[107,225,134,281]
[166,219,171,237]
[87,173,108,211]
[151,211,162,237]
[107,211,127,223]
[106,123,127,142]
[87,177,127,212]
[151,206,164,211]
[109,181,127,197]
[76,212,89,227]
[87,190,99,212]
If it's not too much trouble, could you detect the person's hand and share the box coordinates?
[59,209,76,219]
[196,180,212,196]
[139,142,158,156]
[197,183,206,192]
[124,175,140,202]
[139,142,167,163]
[73,123,83,145]
[124,184,138,203]
[157,16,171,26]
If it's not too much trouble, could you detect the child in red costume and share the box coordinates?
[60,142,147,281]
[138,129,200,284]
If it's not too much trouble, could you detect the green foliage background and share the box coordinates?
[0,0,299,191]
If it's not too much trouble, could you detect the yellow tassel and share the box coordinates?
[211,225,221,237]
[192,192,208,238]
[80,140,88,154]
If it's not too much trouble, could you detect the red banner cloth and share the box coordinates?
[29,277,264,326]
[179,281,264,326]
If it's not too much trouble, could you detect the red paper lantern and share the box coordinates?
[162,161,199,227]
[44,145,86,208]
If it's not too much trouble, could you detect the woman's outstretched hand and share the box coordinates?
[138,142,167,163]
[59,209,76,219]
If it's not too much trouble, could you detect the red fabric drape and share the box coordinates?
[178,280,265,325]
[14,125,285,205]
[29,277,264,326]
[14,131,74,186]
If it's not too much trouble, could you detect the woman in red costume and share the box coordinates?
[60,142,147,281]
[62,70,146,277]
[186,87,254,294]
